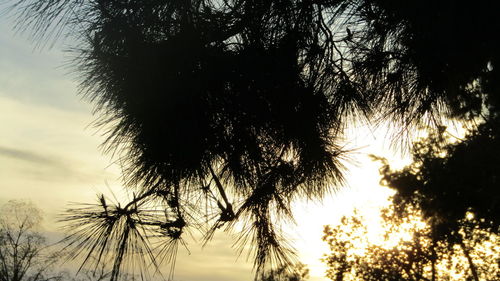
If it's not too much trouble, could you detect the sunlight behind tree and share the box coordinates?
[3,0,500,280]
[322,201,499,281]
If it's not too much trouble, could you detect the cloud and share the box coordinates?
[0,144,84,181]
[0,143,118,188]
[0,145,62,166]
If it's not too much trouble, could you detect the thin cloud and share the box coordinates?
[0,145,60,165]
[0,145,114,184]
[0,145,81,182]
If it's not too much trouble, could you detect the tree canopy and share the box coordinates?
[324,120,500,281]
[376,124,500,243]
[4,0,500,279]
[322,203,499,281]
[0,201,63,281]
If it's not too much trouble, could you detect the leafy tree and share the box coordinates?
[376,124,500,237]
[322,204,499,281]
[4,0,500,279]
[370,123,500,281]
[324,119,500,281]
[0,200,63,281]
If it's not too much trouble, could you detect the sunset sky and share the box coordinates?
[0,13,410,281]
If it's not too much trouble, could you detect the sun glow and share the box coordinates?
[289,123,474,280]
[320,194,500,281]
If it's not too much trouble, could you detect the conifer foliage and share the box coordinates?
[5,0,500,279]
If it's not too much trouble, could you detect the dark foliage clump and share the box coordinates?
[336,0,500,122]
[4,0,500,279]
[376,123,500,243]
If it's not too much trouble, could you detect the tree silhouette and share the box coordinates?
[376,123,500,239]
[0,200,64,281]
[4,0,500,279]
[370,125,500,281]
[322,204,499,281]
[324,119,500,280]
[349,1,500,119]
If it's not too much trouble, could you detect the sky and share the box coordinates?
[0,13,412,281]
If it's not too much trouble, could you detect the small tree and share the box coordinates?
[322,204,499,281]
[324,123,500,281]
[0,200,63,281]
[373,123,500,281]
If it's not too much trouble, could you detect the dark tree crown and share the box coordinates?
[5,0,500,279]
